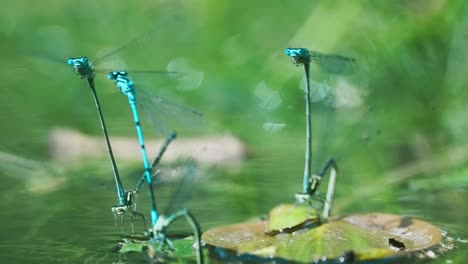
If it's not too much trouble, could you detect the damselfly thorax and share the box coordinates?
[67,56,95,79]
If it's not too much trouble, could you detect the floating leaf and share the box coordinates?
[203,211,447,263]
[343,213,442,251]
[118,240,147,254]
[266,204,319,234]
[168,238,200,259]
[117,236,199,261]
[202,220,265,251]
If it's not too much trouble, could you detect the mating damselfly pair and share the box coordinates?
[202,48,363,260]
[63,36,205,262]
[284,48,360,218]
[203,48,452,263]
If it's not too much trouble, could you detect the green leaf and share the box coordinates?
[203,211,445,263]
[266,204,320,234]
[169,238,198,258]
[343,213,442,251]
[118,237,199,261]
[118,241,147,254]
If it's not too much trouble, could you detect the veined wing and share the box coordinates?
[309,50,357,75]
[95,69,184,79]
[136,86,205,137]
[300,78,365,110]
[159,159,198,216]
[91,11,195,71]
[312,104,381,176]
[92,16,179,67]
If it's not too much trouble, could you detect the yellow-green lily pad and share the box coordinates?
[266,203,319,234]
[343,213,442,251]
[202,211,446,263]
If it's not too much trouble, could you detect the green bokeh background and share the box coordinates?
[0,0,467,263]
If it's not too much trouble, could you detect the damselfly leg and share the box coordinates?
[295,158,338,220]
[151,209,204,264]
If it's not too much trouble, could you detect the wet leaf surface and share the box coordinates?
[203,209,445,263]
[343,213,442,251]
[118,236,198,261]
[266,204,319,234]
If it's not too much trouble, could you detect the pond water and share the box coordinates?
[1,0,468,263]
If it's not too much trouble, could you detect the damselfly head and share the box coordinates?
[107,72,117,80]
[107,70,128,80]
[168,131,177,140]
[285,48,311,66]
[285,48,309,57]
[66,56,89,66]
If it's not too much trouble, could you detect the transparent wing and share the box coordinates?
[134,84,205,137]
[302,78,337,107]
[18,26,79,66]
[158,159,198,216]
[301,78,365,109]
[309,51,357,75]
[312,104,381,177]
[92,16,178,67]
[95,69,183,76]
[93,55,205,90]
[100,68,203,92]
[313,98,337,172]
[18,11,196,78]
[166,58,204,91]
[91,12,195,71]
[297,77,376,175]
[17,27,102,115]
